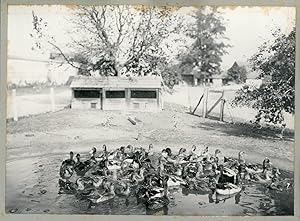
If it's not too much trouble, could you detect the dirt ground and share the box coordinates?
[6,85,295,129]
[5,103,295,214]
[7,103,294,168]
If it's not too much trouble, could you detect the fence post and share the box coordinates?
[50,87,55,112]
[187,86,192,113]
[202,89,208,118]
[12,89,18,121]
[220,99,225,121]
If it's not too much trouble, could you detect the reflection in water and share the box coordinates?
[146,205,168,215]
[235,192,241,204]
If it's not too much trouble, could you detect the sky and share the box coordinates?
[7,5,296,71]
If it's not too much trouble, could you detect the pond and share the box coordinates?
[6,154,294,216]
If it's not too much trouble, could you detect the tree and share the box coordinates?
[178,8,230,78]
[232,28,295,125]
[227,62,247,84]
[30,6,185,88]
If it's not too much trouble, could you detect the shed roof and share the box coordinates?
[70,76,162,89]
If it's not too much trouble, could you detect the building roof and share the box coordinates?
[70,75,162,89]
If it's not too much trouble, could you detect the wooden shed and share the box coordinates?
[70,76,163,112]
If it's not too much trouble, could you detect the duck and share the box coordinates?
[262,157,272,172]
[107,151,117,160]
[114,181,131,197]
[74,154,90,176]
[88,147,101,164]
[183,162,200,179]
[167,174,186,187]
[107,146,124,161]
[190,145,197,154]
[253,161,279,184]
[216,165,237,185]
[140,158,154,170]
[92,158,111,177]
[202,157,218,176]
[108,145,126,160]
[268,175,283,191]
[146,144,154,156]
[108,165,121,181]
[148,172,165,189]
[89,179,116,204]
[188,145,199,161]
[268,173,292,192]
[216,182,242,195]
[125,145,134,158]
[101,144,109,157]
[58,178,77,194]
[131,167,146,185]
[62,151,76,166]
[76,177,96,191]
[146,196,169,211]
[252,158,273,183]
[223,151,245,171]
[200,146,209,161]
[121,158,134,170]
[245,163,263,175]
[75,177,97,199]
[193,180,212,194]
[132,159,141,169]
[91,176,105,188]
[149,189,166,202]
[136,176,168,209]
[211,149,221,165]
[59,151,75,180]
[175,148,190,165]
[238,151,246,165]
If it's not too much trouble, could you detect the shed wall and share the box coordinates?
[71,98,101,109]
[71,88,162,111]
[103,98,127,110]
[129,98,159,111]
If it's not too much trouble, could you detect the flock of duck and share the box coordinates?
[58,144,291,210]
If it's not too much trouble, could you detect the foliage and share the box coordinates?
[31,6,185,88]
[232,28,295,125]
[226,62,247,84]
[178,9,230,78]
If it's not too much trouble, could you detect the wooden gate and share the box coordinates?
[191,89,225,121]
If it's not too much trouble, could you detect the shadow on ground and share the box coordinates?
[188,113,294,142]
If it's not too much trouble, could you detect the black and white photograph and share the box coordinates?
[4,4,296,216]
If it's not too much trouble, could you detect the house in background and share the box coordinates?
[7,53,77,87]
[231,60,266,87]
[227,60,266,87]
[202,72,230,87]
[70,76,163,112]
[245,71,266,87]
[181,71,229,87]
[181,72,196,86]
